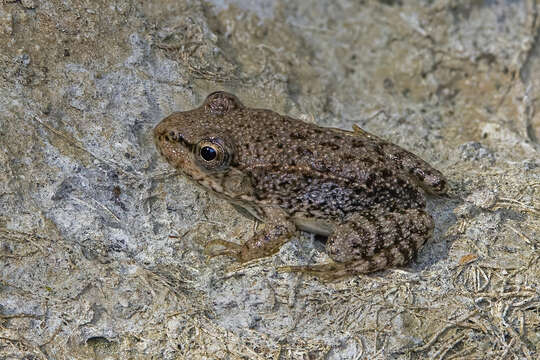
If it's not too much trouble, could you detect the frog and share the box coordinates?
[154,91,448,280]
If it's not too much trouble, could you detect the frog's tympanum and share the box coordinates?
[154,91,447,280]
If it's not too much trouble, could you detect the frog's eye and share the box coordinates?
[203,91,244,115]
[200,145,217,161]
[195,137,233,172]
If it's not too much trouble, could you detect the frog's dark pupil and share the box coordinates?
[200,146,217,161]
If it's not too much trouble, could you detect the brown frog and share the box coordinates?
[154,91,447,280]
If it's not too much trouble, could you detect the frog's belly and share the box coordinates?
[291,215,335,237]
[234,201,335,236]
[231,192,337,236]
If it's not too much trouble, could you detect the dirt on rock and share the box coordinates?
[0,1,538,359]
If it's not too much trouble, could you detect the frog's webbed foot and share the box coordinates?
[279,259,381,281]
[278,262,351,281]
[205,239,243,261]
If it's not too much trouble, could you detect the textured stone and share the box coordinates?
[0,0,538,359]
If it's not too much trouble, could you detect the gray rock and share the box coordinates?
[1,0,538,359]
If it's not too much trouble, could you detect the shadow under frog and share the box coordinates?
[154,91,448,280]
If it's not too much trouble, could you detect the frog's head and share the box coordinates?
[154,91,243,179]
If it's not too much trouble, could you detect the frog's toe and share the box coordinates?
[278,263,350,281]
[204,239,243,260]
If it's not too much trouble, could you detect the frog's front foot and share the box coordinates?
[205,239,244,261]
[206,208,296,264]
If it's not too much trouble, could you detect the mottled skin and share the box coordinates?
[154,91,447,280]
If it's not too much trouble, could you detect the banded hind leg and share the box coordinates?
[280,209,434,280]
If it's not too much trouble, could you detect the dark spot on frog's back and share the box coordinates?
[296,146,313,157]
[290,133,307,140]
[373,144,385,156]
[320,141,340,151]
[381,168,392,178]
[361,157,374,165]
[365,173,376,188]
[351,139,364,148]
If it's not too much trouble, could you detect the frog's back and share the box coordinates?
[215,109,439,219]
[155,91,447,221]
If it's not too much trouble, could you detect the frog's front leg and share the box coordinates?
[280,209,434,280]
[205,207,296,262]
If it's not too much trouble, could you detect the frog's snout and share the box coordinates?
[154,115,185,146]
[153,117,173,141]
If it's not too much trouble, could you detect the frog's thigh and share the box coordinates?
[327,209,434,267]
[281,209,433,279]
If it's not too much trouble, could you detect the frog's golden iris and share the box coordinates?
[194,137,233,172]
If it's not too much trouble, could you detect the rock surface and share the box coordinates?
[1,0,538,359]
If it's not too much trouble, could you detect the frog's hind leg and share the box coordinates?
[279,251,413,281]
[279,261,361,281]
[280,209,434,281]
